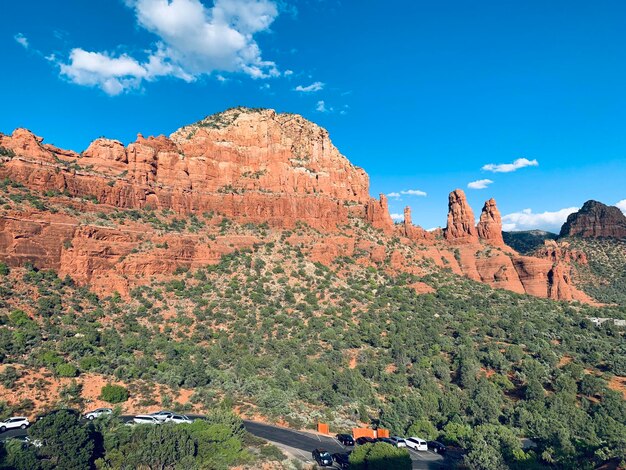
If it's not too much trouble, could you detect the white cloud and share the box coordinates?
[401,189,427,197]
[390,213,404,222]
[616,199,626,215]
[295,81,324,92]
[467,179,494,190]
[14,33,29,49]
[315,100,332,113]
[387,189,427,200]
[482,158,538,173]
[501,207,578,232]
[58,0,280,95]
[60,49,150,96]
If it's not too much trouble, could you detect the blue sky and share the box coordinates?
[2,0,626,231]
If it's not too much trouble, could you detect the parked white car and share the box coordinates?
[164,414,192,424]
[84,408,113,420]
[389,436,407,447]
[132,415,161,425]
[0,417,30,432]
[405,437,428,451]
[150,410,175,422]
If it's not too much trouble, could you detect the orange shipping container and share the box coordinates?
[376,428,390,438]
[352,427,376,439]
[317,423,330,435]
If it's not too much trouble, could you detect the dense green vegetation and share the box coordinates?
[99,384,129,404]
[565,237,626,305]
[502,230,558,254]
[0,230,624,469]
[349,442,411,469]
[0,409,267,470]
[0,180,624,469]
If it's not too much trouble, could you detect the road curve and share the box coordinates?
[0,417,455,469]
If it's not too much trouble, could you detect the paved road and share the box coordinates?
[1,417,459,469]
[243,421,456,470]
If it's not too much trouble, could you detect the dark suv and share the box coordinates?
[336,433,355,446]
[355,436,376,445]
[312,449,333,466]
[427,441,447,453]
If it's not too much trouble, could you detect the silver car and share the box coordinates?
[149,410,175,422]
[389,436,407,447]
[132,415,161,425]
[164,414,192,424]
[84,408,113,420]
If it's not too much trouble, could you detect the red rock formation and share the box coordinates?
[536,240,588,264]
[399,206,434,241]
[0,108,598,303]
[444,189,478,243]
[0,108,371,231]
[560,200,626,239]
[366,194,394,233]
[477,198,504,245]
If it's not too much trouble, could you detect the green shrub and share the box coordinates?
[9,309,33,327]
[100,384,129,403]
[259,444,285,461]
[79,356,100,371]
[349,442,411,469]
[39,350,63,367]
[0,263,9,276]
[406,419,437,440]
[55,363,79,377]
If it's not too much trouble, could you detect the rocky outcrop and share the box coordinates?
[0,108,370,231]
[366,194,394,233]
[477,198,504,245]
[0,108,599,303]
[560,200,626,239]
[399,207,433,241]
[535,240,588,264]
[444,189,478,243]
[510,256,593,303]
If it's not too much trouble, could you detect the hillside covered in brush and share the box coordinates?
[0,108,625,469]
[0,213,625,468]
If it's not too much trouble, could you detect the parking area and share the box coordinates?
[243,421,459,469]
[1,414,462,469]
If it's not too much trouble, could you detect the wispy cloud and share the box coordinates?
[401,189,427,196]
[390,213,404,222]
[388,189,427,199]
[467,179,493,190]
[482,158,538,173]
[501,207,578,232]
[14,33,29,49]
[315,100,332,112]
[295,81,324,92]
[616,199,626,215]
[51,0,281,95]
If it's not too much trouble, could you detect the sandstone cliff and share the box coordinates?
[444,189,478,243]
[477,198,504,245]
[560,200,626,239]
[0,108,377,231]
[0,108,595,303]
